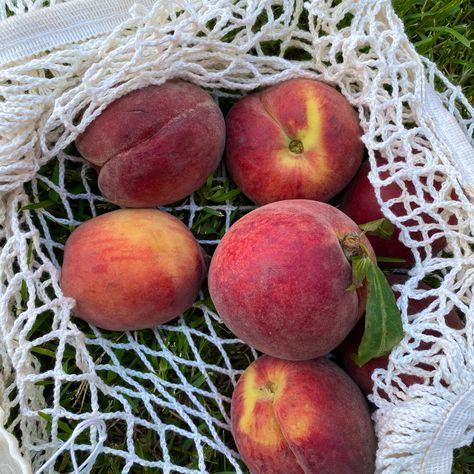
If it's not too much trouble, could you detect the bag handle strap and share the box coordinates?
[0,0,154,67]
[423,83,474,200]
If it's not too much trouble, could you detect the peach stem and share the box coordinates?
[339,232,365,260]
[288,139,304,154]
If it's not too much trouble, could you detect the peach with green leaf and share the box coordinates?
[208,199,403,361]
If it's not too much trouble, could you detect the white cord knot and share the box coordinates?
[35,416,107,474]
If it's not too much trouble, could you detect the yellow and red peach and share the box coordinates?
[231,356,376,474]
[76,81,225,207]
[208,199,374,360]
[339,157,448,265]
[224,78,364,205]
[60,209,206,330]
[337,274,464,395]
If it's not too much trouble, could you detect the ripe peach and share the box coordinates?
[339,158,447,265]
[224,78,364,205]
[208,199,374,360]
[76,81,225,207]
[231,356,376,474]
[337,274,463,395]
[60,209,206,330]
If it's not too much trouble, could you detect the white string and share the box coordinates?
[0,1,473,473]
[421,385,474,474]
[35,416,107,474]
[0,0,156,67]
[423,83,474,201]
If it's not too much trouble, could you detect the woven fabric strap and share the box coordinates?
[0,0,154,66]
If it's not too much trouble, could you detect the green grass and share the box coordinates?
[394,0,473,103]
[19,156,253,472]
[8,1,473,473]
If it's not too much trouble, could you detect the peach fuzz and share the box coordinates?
[60,209,206,331]
[76,81,225,207]
[225,78,364,205]
[208,199,375,360]
[337,274,464,395]
[231,356,376,474]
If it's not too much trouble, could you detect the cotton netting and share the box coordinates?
[1,0,474,473]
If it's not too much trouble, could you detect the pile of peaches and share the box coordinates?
[60,78,460,473]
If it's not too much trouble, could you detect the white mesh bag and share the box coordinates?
[1,0,474,473]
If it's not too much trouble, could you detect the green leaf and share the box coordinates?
[359,218,394,240]
[209,187,242,203]
[422,273,442,289]
[26,240,33,265]
[350,255,371,290]
[30,346,57,358]
[376,256,407,263]
[353,260,404,366]
[430,26,471,48]
[21,280,28,304]
[38,412,52,423]
[20,200,55,211]
[206,173,214,187]
[202,206,224,217]
[38,412,73,434]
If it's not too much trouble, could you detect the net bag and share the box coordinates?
[1,0,474,472]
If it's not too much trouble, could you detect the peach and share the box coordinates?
[337,274,464,395]
[60,209,206,330]
[339,158,448,265]
[231,356,376,474]
[224,78,364,205]
[208,199,374,360]
[76,81,225,207]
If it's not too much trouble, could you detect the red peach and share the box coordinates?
[339,158,447,265]
[225,78,364,205]
[208,199,374,360]
[231,356,376,474]
[76,81,225,207]
[60,209,206,330]
[337,274,463,395]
